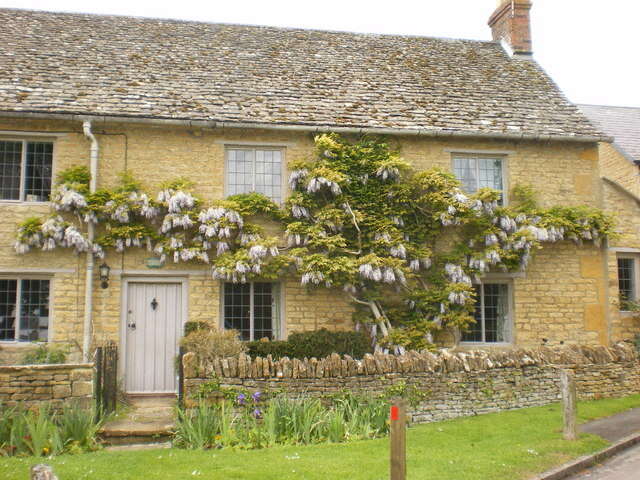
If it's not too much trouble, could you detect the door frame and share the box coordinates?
[119,275,189,394]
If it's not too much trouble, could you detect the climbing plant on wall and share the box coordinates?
[15,134,616,350]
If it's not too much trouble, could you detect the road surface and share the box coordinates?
[564,443,640,480]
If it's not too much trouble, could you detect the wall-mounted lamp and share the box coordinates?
[99,262,111,289]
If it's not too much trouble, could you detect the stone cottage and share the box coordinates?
[0,2,634,395]
[579,104,640,343]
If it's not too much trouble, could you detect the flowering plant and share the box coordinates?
[14,135,615,350]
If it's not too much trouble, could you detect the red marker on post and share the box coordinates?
[390,405,399,421]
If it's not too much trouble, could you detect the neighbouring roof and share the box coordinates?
[0,8,605,140]
[579,104,640,162]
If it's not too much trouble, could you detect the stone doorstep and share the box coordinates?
[101,434,174,447]
[101,424,174,437]
[126,393,176,408]
[100,419,175,446]
[100,394,176,446]
[101,416,175,437]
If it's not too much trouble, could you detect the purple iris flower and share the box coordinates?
[236,393,246,405]
[252,391,262,403]
[253,408,262,419]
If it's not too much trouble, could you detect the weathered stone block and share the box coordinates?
[71,381,93,397]
[53,384,72,399]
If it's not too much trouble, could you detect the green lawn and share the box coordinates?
[2,395,639,480]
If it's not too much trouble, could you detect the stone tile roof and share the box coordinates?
[579,104,640,162]
[0,8,604,139]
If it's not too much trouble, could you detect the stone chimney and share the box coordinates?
[488,0,533,56]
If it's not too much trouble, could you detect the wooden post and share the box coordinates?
[30,464,58,480]
[390,397,407,480]
[560,369,577,440]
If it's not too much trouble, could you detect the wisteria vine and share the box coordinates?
[14,135,615,350]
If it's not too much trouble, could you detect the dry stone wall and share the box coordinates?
[0,363,94,410]
[183,343,640,423]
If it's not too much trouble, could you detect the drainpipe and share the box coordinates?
[82,121,98,362]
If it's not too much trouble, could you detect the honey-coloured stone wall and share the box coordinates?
[0,116,615,366]
[183,342,640,423]
[0,363,94,410]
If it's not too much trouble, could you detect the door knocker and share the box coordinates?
[151,298,158,310]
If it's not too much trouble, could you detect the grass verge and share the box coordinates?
[1,394,639,480]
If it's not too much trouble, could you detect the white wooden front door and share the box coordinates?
[124,282,183,393]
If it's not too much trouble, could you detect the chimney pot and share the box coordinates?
[488,0,533,56]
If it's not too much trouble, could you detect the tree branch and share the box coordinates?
[343,201,362,255]
[348,294,372,306]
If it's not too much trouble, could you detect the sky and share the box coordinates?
[1,0,639,108]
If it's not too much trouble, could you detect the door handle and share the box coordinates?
[127,309,136,330]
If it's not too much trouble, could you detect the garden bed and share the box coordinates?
[2,395,640,480]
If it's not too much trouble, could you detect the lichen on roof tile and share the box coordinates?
[0,8,603,138]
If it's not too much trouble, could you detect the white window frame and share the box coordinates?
[0,138,55,204]
[617,254,640,312]
[0,275,52,343]
[450,153,508,205]
[220,281,283,341]
[460,280,513,346]
[224,146,286,203]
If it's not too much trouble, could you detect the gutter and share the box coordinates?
[81,120,98,362]
[0,110,613,144]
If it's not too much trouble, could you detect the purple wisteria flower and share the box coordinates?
[236,393,246,406]
[252,391,262,403]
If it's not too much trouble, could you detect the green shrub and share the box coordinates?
[0,402,102,457]
[174,402,223,450]
[23,406,63,457]
[245,340,293,359]
[0,403,20,456]
[22,344,68,365]
[57,402,103,452]
[634,334,640,354]
[173,391,388,450]
[246,328,372,359]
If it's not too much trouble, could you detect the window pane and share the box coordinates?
[0,141,23,200]
[0,280,18,340]
[462,283,509,343]
[483,283,509,343]
[254,150,282,203]
[223,283,251,340]
[453,157,478,193]
[19,280,50,342]
[618,258,635,306]
[227,149,254,197]
[462,285,483,342]
[223,282,279,341]
[477,158,503,191]
[253,282,273,340]
[227,148,282,203]
[25,142,53,202]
